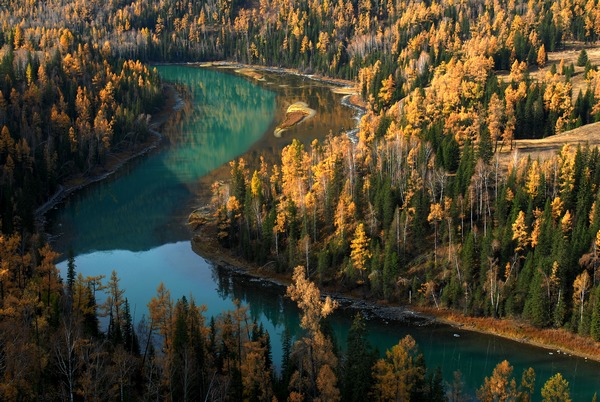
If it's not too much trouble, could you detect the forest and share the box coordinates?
[1,0,600,399]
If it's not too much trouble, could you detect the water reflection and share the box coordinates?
[47,66,277,255]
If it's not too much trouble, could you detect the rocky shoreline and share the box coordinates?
[192,228,600,364]
[191,234,436,328]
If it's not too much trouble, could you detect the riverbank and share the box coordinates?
[415,306,600,363]
[197,61,367,110]
[191,225,600,364]
[36,84,183,224]
[190,230,434,326]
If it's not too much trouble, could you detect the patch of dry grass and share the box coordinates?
[496,121,600,168]
[417,306,600,362]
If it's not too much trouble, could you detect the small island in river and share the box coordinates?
[273,101,316,137]
[234,67,265,81]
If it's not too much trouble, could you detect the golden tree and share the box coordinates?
[558,145,576,200]
[512,211,529,253]
[551,197,564,221]
[487,93,505,150]
[378,74,395,107]
[428,203,445,267]
[286,266,340,401]
[148,282,173,352]
[281,139,310,210]
[537,44,547,67]
[573,270,591,328]
[371,335,425,402]
[477,360,517,402]
[525,160,541,198]
[541,373,571,402]
[350,223,371,284]
[37,244,61,308]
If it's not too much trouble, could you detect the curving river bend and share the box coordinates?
[47,65,600,400]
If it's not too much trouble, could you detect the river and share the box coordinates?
[46,65,600,400]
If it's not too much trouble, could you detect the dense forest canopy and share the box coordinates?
[0,0,600,399]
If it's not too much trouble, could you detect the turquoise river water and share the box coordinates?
[47,65,600,400]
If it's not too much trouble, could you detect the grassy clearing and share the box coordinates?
[498,41,600,101]
[531,43,600,99]
[496,121,600,168]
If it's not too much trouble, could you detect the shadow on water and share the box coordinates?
[47,66,277,255]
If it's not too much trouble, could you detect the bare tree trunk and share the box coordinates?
[54,317,80,402]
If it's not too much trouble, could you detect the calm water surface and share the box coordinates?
[47,65,600,400]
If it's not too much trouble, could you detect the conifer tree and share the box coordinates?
[371,335,425,402]
[286,266,340,401]
[342,313,376,402]
[350,223,371,284]
[518,367,536,402]
[477,360,517,402]
[66,248,76,296]
[577,49,589,67]
[541,373,571,402]
[537,45,547,67]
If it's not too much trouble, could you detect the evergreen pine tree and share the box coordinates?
[577,49,589,67]
[122,298,140,355]
[553,290,567,328]
[427,367,446,402]
[590,286,600,341]
[478,128,494,164]
[524,270,550,327]
[341,313,376,402]
[411,352,428,400]
[383,243,399,300]
[277,327,293,400]
[66,248,76,295]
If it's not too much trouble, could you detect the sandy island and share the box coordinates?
[273,102,316,137]
[234,68,265,81]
